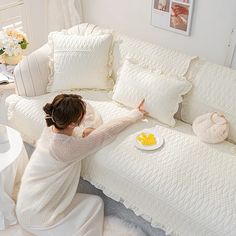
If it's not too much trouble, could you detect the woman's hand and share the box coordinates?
[82,127,95,138]
[138,99,148,117]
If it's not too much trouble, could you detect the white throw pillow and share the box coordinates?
[112,60,192,126]
[47,32,113,92]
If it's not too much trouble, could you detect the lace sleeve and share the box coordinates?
[50,110,143,162]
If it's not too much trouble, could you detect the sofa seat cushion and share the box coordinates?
[6,91,236,236]
[6,91,235,153]
[6,91,115,144]
[82,125,236,236]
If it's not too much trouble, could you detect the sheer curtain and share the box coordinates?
[47,0,83,32]
[23,0,83,51]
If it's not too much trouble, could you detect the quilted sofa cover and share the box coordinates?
[6,90,236,236]
[5,24,236,236]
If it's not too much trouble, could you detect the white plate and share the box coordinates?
[135,131,164,151]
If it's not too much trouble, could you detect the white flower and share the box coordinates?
[0,29,28,55]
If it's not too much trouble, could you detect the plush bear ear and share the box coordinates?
[211,112,228,125]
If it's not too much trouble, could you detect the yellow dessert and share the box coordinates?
[136,132,156,146]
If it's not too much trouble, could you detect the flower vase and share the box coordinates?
[3,53,22,65]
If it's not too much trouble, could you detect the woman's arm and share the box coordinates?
[50,110,143,162]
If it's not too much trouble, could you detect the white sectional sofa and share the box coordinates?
[5,24,236,236]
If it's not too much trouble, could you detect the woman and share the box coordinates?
[16,94,146,236]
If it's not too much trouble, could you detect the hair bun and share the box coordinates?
[43,103,53,116]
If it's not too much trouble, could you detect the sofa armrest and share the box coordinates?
[14,44,50,97]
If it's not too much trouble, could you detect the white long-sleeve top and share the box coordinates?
[16,106,142,228]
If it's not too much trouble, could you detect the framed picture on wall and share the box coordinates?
[151,0,194,36]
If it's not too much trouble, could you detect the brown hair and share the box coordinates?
[43,94,86,130]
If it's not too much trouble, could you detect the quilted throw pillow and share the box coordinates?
[47,32,113,92]
[112,60,192,126]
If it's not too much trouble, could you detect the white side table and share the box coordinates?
[0,63,16,125]
[0,126,28,230]
[0,83,15,124]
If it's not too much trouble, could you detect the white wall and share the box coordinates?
[82,0,236,66]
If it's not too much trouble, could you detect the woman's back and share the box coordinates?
[16,94,144,235]
[16,128,82,228]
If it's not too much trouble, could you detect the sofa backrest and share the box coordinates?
[182,59,236,143]
[75,23,195,78]
[112,33,195,80]
[14,23,236,143]
[58,24,236,144]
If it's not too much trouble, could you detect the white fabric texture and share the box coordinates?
[47,32,113,92]
[6,91,107,145]
[13,24,112,97]
[113,60,192,126]
[192,112,229,144]
[16,108,142,227]
[6,22,236,236]
[6,90,236,153]
[6,91,236,236]
[23,194,104,236]
[182,61,236,143]
[112,33,196,81]
[23,0,83,53]
[81,125,236,236]
[0,149,27,230]
[49,109,142,163]
[13,44,51,97]
[0,215,145,236]
[13,23,196,97]
[47,0,83,33]
[0,127,28,230]
[73,23,113,36]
